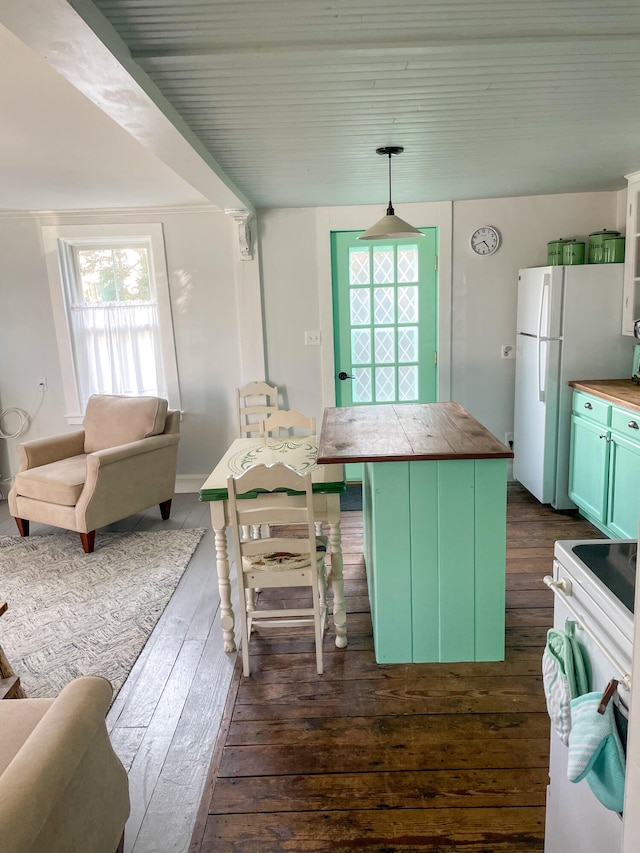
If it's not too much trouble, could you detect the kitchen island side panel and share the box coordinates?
[474,458,508,660]
[364,457,508,664]
[409,461,440,661]
[435,459,477,662]
[365,461,413,663]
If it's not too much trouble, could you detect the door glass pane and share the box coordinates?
[398,327,418,363]
[375,366,395,402]
[353,367,372,403]
[399,365,418,401]
[398,286,419,323]
[374,328,395,363]
[350,288,370,325]
[349,249,370,285]
[373,247,394,283]
[351,329,371,364]
[374,287,394,324]
[397,246,419,282]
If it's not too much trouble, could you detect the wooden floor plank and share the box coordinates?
[202,807,545,852]
[210,766,549,814]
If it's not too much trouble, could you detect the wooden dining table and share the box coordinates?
[199,435,348,653]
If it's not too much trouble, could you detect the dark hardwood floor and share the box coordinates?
[1,484,604,852]
[191,484,603,853]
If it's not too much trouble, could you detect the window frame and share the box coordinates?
[42,222,181,422]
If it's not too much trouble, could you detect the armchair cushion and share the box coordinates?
[83,394,168,453]
[14,455,87,506]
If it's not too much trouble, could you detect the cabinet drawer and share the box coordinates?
[611,406,640,441]
[572,391,610,426]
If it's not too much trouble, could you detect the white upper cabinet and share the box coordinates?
[623,170,640,336]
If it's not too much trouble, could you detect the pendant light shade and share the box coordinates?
[358,146,423,241]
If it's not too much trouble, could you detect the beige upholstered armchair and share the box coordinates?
[0,676,130,853]
[9,394,180,553]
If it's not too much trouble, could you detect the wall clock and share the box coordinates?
[470,226,501,256]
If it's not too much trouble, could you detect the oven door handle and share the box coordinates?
[543,575,632,690]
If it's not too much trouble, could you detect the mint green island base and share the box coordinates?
[318,403,513,665]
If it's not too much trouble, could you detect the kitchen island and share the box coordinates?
[317,403,513,664]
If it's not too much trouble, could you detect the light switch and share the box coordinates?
[305,330,321,345]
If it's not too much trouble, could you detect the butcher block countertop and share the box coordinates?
[317,402,513,465]
[569,379,640,413]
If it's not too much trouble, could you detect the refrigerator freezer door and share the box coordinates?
[513,334,561,503]
[516,266,563,338]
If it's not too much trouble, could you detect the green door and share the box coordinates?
[331,229,438,410]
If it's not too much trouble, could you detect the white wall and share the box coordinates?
[0,207,244,491]
[0,187,629,492]
[451,191,625,442]
[259,190,625,449]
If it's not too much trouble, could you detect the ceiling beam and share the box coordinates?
[0,0,254,212]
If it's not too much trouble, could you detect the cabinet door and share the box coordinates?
[568,414,609,523]
[607,433,640,538]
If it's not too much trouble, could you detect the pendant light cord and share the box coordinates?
[386,152,395,216]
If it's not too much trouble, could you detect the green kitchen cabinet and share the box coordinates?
[568,420,609,525]
[607,419,640,538]
[569,389,640,538]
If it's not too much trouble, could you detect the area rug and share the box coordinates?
[0,528,205,699]
[340,482,362,511]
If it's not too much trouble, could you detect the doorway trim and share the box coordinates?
[316,201,453,410]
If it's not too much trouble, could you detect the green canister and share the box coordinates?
[547,238,571,265]
[588,229,620,264]
[602,235,626,263]
[562,240,585,265]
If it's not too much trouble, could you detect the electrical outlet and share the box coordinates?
[37,375,48,391]
[505,432,514,450]
[305,330,321,346]
[501,345,515,360]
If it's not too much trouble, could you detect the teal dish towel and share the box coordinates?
[542,627,589,745]
[567,692,626,812]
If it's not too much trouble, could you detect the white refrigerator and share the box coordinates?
[513,264,631,510]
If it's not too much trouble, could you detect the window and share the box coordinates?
[43,223,181,420]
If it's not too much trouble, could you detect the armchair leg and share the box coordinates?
[159,499,172,520]
[15,518,29,538]
[79,531,96,554]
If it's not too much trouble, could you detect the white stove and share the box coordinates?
[544,538,635,853]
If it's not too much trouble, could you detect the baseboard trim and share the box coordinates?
[175,475,207,494]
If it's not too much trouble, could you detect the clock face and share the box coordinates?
[470,226,501,256]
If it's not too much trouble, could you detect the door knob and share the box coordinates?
[338,371,353,381]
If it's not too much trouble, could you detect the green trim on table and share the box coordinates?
[199,481,347,502]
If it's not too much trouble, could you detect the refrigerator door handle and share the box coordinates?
[536,274,551,402]
[537,273,550,339]
[537,338,545,402]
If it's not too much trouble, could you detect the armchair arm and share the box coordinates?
[77,432,180,532]
[17,431,85,471]
[0,677,129,853]
[87,432,180,469]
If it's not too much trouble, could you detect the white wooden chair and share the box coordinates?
[236,381,279,438]
[227,463,328,677]
[261,409,316,437]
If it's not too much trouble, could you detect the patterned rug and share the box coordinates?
[0,528,205,699]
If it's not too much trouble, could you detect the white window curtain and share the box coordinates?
[42,223,182,422]
[70,300,167,410]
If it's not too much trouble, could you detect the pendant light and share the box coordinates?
[358,146,424,240]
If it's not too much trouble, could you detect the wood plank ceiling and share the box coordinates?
[81,1,640,208]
